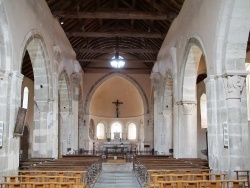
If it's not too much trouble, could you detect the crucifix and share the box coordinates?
[112,99,123,118]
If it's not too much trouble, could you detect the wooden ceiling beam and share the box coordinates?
[66,31,166,39]
[78,58,155,63]
[53,10,170,20]
[82,67,151,71]
[74,48,159,53]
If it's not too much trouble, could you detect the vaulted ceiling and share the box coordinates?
[45,0,185,74]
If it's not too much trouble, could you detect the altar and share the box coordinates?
[103,141,131,148]
[102,141,132,158]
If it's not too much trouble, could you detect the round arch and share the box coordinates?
[19,29,52,104]
[180,36,208,102]
[19,29,52,157]
[84,72,149,115]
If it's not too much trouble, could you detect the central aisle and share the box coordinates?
[93,163,141,188]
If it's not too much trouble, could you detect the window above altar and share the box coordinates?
[96,123,105,139]
[128,123,136,140]
[111,122,122,139]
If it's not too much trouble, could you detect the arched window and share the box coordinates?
[200,93,207,129]
[96,123,105,139]
[111,122,122,139]
[22,87,29,109]
[128,123,136,140]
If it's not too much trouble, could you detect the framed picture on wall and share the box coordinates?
[0,121,3,148]
[14,107,27,136]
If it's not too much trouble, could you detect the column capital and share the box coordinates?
[177,101,196,115]
[223,75,245,99]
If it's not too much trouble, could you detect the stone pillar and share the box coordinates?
[7,71,23,174]
[205,74,249,175]
[150,72,161,153]
[72,73,80,152]
[204,76,220,171]
[223,75,249,174]
[162,110,172,155]
[176,101,197,158]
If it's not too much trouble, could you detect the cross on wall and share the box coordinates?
[112,99,123,118]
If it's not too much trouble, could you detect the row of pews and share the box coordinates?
[0,155,102,188]
[133,155,247,188]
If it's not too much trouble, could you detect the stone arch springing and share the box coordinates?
[84,72,149,115]
[58,70,70,155]
[19,29,52,157]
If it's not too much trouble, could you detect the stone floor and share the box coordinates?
[93,163,141,188]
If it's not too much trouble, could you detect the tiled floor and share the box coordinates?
[93,163,141,188]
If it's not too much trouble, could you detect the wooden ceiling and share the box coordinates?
[45,0,185,74]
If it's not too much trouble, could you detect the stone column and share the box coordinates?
[205,74,249,175]
[176,101,197,158]
[162,110,172,155]
[72,73,80,152]
[150,72,161,153]
[223,75,249,174]
[204,76,220,171]
[8,71,24,173]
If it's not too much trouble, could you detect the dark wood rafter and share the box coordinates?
[43,0,185,74]
[53,10,173,20]
[78,58,155,63]
[66,31,166,39]
[74,48,159,54]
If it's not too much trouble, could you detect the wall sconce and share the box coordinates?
[83,120,86,126]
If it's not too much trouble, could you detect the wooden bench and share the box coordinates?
[0,182,79,188]
[18,171,87,187]
[149,173,227,188]
[4,175,80,182]
[157,179,247,188]
[235,170,250,187]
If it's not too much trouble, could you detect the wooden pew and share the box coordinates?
[157,179,247,188]
[18,171,87,186]
[3,175,80,184]
[149,173,227,188]
[19,158,54,170]
[235,170,250,187]
[0,182,79,188]
[133,155,210,187]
